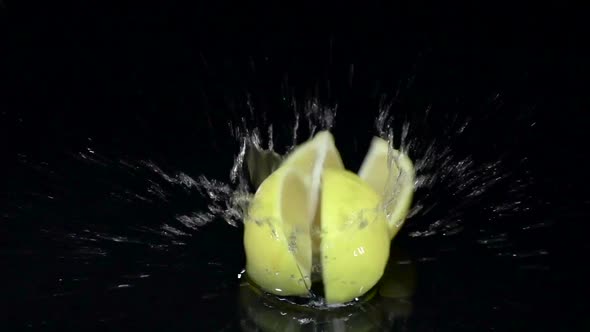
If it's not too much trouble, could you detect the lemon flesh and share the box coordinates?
[320,169,391,304]
[244,167,313,296]
[358,137,415,239]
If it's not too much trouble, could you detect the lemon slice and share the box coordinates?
[320,169,391,304]
[244,167,313,296]
[358,137,415,239]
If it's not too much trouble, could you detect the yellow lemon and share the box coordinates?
[358,137,415,239]
[243,166,313,296]
[243,130,415,304]
[320,169,391,304]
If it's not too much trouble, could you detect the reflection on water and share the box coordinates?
[239,248,415,331]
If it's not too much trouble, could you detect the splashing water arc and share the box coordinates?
[55,99,535,311]
[69,99,539,312]
[242,129,416,305]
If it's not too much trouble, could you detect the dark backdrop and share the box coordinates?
[1,1,589,330]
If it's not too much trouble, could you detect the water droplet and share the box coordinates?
[270,228,279,239]
[353,246,366,257]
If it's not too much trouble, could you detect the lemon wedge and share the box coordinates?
[320,169,390,304]
[358,137,415,239]
[244,167,313,296]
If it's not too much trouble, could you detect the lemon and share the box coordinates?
[358,136,415,239]
[243,130,415,304]
[243,166,313,296]
[320,169,391,304]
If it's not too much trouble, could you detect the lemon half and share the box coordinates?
[244,167,313,296]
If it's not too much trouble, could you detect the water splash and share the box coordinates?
[7,92,536,258]
[44,98,338,266]
[174,92,540,299]
[5,86,540,324]
[372,99,534,241]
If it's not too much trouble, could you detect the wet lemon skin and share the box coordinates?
[244,168,311,297]
[321,169,391,304]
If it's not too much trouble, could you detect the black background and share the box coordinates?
[1,1,589,330]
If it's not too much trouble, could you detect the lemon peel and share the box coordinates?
[244,167,313,296]
[320,169,390,304]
